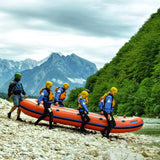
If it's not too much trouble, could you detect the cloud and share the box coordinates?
[0,0,151,38]
[0,0,160,68]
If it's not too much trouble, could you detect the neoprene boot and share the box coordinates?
[80,130,86,135]
[105,133,110,139]
[49,126,54,129]
[100,130,106,137]
[34,121,38,125]
[80,127,86,135]
[8,112,11,119]
[16,116,23,122]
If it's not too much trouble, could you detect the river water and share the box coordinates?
[142,117,160,124]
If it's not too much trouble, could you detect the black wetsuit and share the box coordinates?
[35,88,54,129]
[79,110,90,132]
[100,94,116,138]
[101,111,116,138]
[35,102,53,129]
[78,98,90,133]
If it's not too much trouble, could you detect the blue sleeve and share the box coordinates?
[104,96,113,114]
[55,88,62,102]
[38,90,46,105]
[111,107,114,112]
[99,99,103,111]
[80,99,89,113]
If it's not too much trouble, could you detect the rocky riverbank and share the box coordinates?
[0,98,160,160]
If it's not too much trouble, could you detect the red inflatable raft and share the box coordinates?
[20,98,143,133]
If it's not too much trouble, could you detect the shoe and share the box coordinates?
[49,126,54,130]
[34,122,38,126]
[8,112,11,119]
[100,130,106,137]
[80,131,86,135]
[105,134,110,139]
[16,117,23,122]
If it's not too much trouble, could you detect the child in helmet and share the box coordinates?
[34,81,54,129]
[8,73,27,121]
[78,91,90,134]
[54,83,69,106]
[100,87,118,139]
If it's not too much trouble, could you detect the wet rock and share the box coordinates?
[42,148,49,152]
[54,145,62,151]
[88,148,99,157]
[42,135,50,139]
[142,151,153,157]
[57,150,66,155]
[30,154,38,159]
[84,142,90,146]
[3,155,11,159]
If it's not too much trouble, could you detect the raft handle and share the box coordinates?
[99,117,103,120]
[56,109,60,111]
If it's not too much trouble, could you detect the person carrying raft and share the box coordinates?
[35,81,54,129]
[78,91,90,134]
[8,73,27,121]
[54,83,69,106]
[78,89,90,106]
[100,87,118,139]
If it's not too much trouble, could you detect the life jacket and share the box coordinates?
[78,95,88,109]
[40,88,53,101]
[78,94,89,105]
[55,87,66,100]
[12,81,23,94]
[100,93,115,107]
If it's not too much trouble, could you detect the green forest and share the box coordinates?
[65,8,160,117]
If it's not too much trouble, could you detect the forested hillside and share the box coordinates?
[65,9,160,117]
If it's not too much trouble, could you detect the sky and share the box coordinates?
[0,0,160,69]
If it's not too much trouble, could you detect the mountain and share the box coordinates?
[0,53,97,96]
[0,58,41,88]
[65,9,160,117]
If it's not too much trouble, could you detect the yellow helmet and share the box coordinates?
[63,83,69,89]
[110,87,118,94]
[81,91,89,99]
[46,81,53,88]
